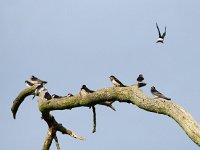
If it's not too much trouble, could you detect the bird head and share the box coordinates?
[81,85,87,89]
[109,75,115,80]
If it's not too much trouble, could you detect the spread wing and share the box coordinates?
[156,23,161,37]
[162,26,166,38]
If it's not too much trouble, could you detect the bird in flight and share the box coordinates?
[156,23,166,43]
[109,75,126,87]
[151,86,171,100]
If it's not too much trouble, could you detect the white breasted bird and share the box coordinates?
[151,86,171,100]
[25,80,34,87]
[52,94,62,98]
[38,87,52,101]
[156,23,166,43]
[30,75,47,85]
[66,93,74,97]
[109,75,126,87]
[80,85,94,96]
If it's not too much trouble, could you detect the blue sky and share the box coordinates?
[1,0,200,149]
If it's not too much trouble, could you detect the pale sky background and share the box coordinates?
[1,0,200,149]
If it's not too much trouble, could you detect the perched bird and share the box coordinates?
[156,23,166,43]
[137,74,146,88]
[80,85,94,96]
[25,80,34,87]
[137,74,144,83]
[25,80,43,99]
[52,94,62,98]
[32,84,44,99]
[151,86,171,100]
[38,88,52,101]
[30,75,47,85]
[109,75,126,87]
[66,93,74,97]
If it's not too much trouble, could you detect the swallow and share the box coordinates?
[52,94,62,98]
[80,85,94,96]
[137,74,144,83]
[66,93,73,97]
[109,75,126,87]
[39,88,52,101]
[32,84,44,99]
[137,74,146,88]
[151,86,171,100]
[30,75,47,85]
[25,80,43,99]
[25,80,34,87]
[156,23,166,43]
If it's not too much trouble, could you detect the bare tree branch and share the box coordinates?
[38,85,200,146]
[54,134,60,150]
[43,127,54,150]
[11,84,200,148]
[11,85,38,119]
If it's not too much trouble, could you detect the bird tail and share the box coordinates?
[162,96,171,100]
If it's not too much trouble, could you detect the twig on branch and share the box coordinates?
[41,112,85,150]
[54,134,60,150]
[99,101,116,111]
[92,106,96,133]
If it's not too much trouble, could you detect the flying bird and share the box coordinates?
[109,75,126,87]
[151,86,171,100]
[156,23,166,43]
[30,75,47,85]
[80,85,94,96]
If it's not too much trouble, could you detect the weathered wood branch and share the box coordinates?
[11,84,200,147]
[41,112,84,150]
[11,85,39,119]
[11,85,85,150]
[38,85,200,146]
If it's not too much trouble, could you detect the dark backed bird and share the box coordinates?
[137,74,144,83]
[30,75,47,85]
[156,23,166,43]
[109,75,126,87]
[25,80,34,87]
[80,85,95,96]
[66,93,74,97]
[52,94,62,98]
[151,86,171,100]
[39,88,52,101]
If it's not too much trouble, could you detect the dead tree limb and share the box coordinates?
[38,85,200,147]
[11,84,200,148]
